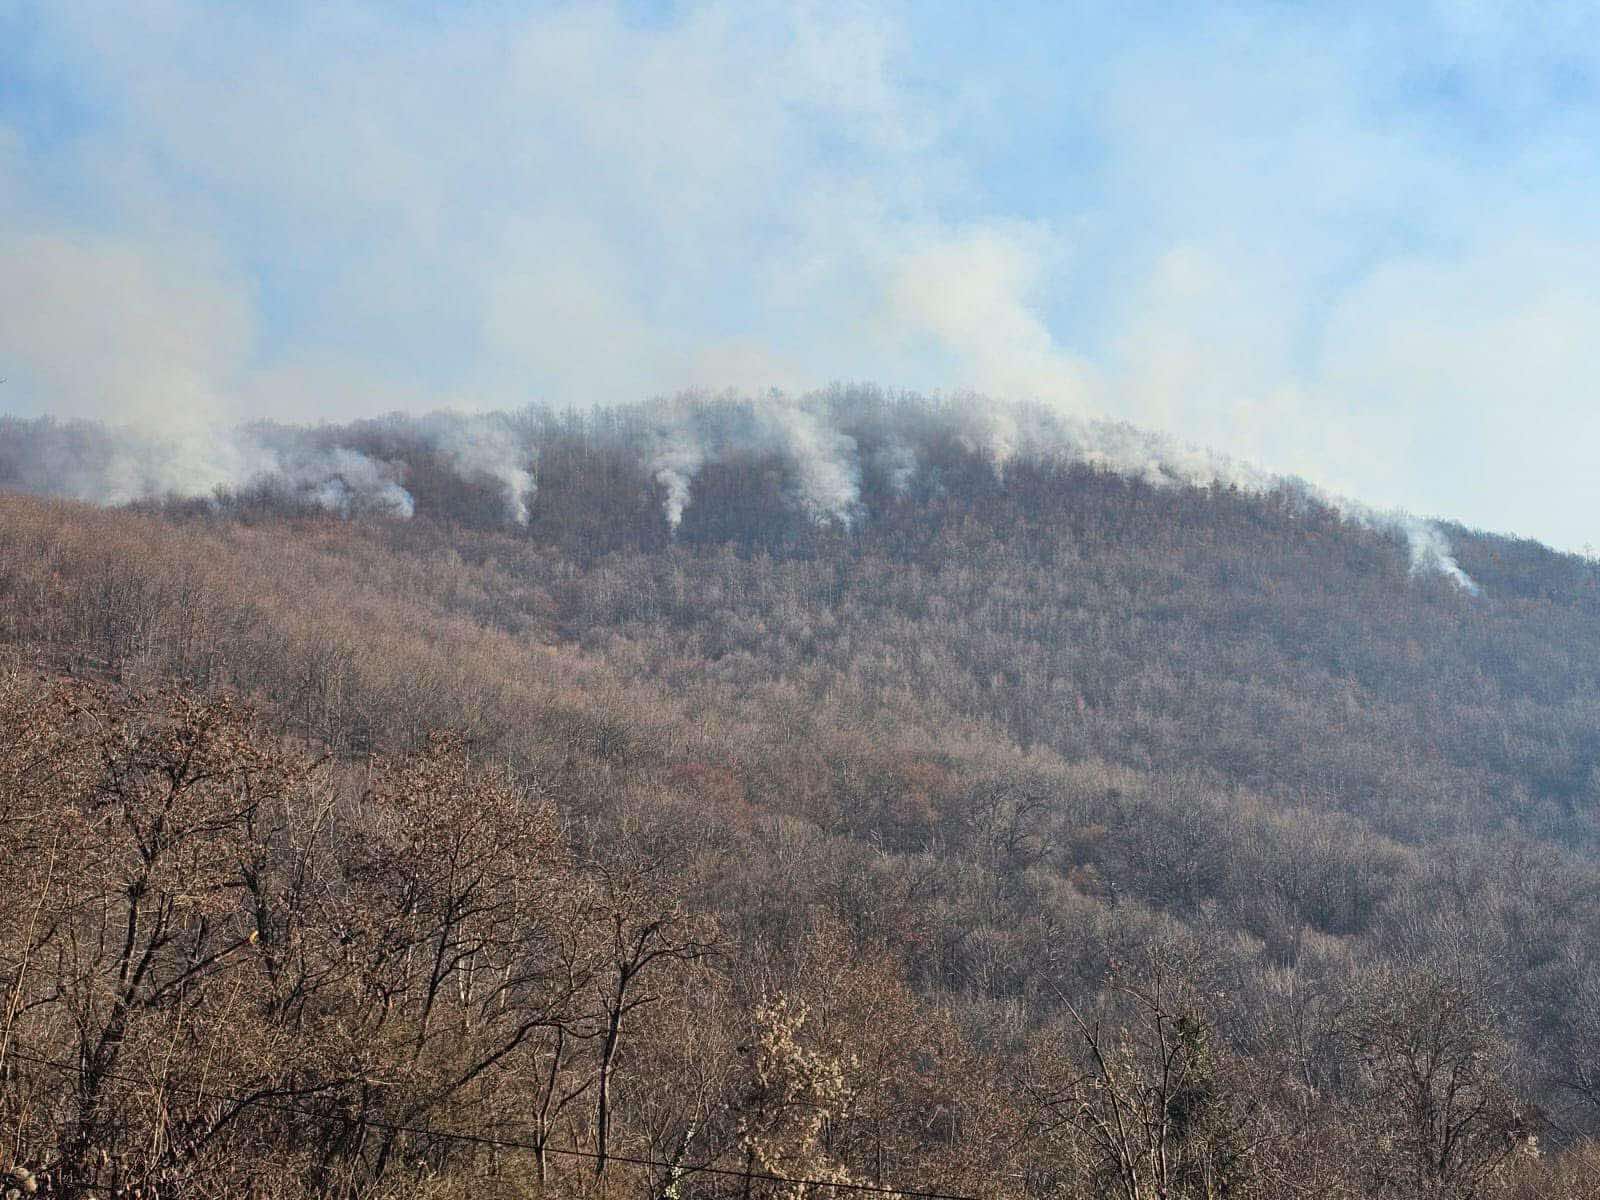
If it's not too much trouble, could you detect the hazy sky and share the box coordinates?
[3,1,1598,550]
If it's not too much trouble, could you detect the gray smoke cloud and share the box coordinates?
[301,459,413,518]
[0,412,544,526]
[3,4,1595,558]
[0,417,412,518]
[0,392,1477,591]
[237,427,415,518]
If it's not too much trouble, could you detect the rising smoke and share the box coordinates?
[647,392,861,528]
[415,412,537,525]
[0,390,1478,591]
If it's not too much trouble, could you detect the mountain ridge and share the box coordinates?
[2,388,1532,587]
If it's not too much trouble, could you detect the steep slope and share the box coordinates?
[3,396,1600,1196]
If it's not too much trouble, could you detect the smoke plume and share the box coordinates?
[416,413,536,525]
[964,405,1479,592]
[0,391,1477,590]
[647,392,862,529]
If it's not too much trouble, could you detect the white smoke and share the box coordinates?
[891,397,1479,592]
[650,429,705,530]
[418,412,535,525]
[1080,422,1478,593]
[762,396,860,523]
[0,417,414,519]
[871,438,918,494]
[646,392,861,529]
[0,392,1479,590]
[252,441,415,519]
[1371,511,1480,595]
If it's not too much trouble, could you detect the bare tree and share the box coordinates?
[1339,968,1531,1200]
[586,849,719,1178]
[1026,945,1270,1200]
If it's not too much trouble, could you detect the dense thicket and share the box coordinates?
[4,403,1600,1198]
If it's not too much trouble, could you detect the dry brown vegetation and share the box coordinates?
[3,427,1600,1199]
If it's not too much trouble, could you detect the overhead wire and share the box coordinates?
[1,1046,981,1200]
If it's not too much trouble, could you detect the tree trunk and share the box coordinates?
[595,994,625,1176]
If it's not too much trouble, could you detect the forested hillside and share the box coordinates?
[3,395,1600,1198]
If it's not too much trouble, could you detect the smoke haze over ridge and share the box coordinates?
[2,3,1598,554]
[0,391,1481,591]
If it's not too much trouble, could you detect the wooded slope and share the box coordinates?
[3,402,1600,1198]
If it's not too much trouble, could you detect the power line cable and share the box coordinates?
[2,1046,981,1200]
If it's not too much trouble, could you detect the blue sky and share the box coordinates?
[3,1,1599,550]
